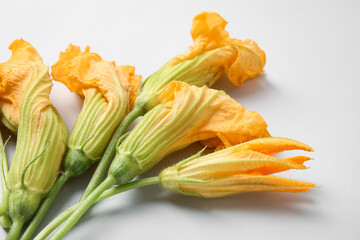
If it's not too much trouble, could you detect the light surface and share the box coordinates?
[0,0,359,239]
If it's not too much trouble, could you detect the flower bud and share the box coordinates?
[160,137,315,198]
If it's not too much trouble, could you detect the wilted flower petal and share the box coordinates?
[0,39,48,132]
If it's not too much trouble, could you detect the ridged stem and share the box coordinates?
[34,176,160,240]
[20,171,73,240]
[49,176,115,240]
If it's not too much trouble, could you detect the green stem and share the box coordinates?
[34,176,160,240]
[20,171,72,240]
[33,205,76,240]
[97,176,160,201]
[81,107,145,199]
[6,219,24,240]
[49,176,115,240]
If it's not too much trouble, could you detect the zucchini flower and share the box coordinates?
[110,81,270,185]
[135,11,266,112]
[51,45,140,176]
[160,137,315,198]
[0,39,67,239]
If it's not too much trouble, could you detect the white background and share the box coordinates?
[0,0,359,239]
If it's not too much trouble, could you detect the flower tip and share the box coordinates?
[191,11,229,45]
[7,39,42,62]
[193,11,228,27]
[8,39,30,50]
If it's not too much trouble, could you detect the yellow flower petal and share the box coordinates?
[0,39,48,132]
[226,137,314,155]
[182,175,316,198]
[159,81,270,150]
[116,65,141,110]
[2,40,68,222]
[51,44,140,106]
[180,150,309,177]
[172,11,266,86]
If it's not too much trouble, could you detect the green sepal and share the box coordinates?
[0,133,10,216]
[64,148,93,177]
[175,146,207,169]
[8,189,42,223]
[108,153,140,185]
[20,143,48,189]
[115,131,131,150]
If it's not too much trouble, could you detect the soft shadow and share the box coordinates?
[211,74,273,100]
[140,142,209,179]
[73,185,317,240]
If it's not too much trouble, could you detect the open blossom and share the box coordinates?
[0,40,68,231]
[109,81,269,184]
[0,39,49,132]
[160,137,315,198]
[135,11,266,112]
[51,45,141,176]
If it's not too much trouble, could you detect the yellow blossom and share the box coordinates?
[109,81,269,184]
[0,39,67,239]
[0,39,47,132]
[160,137,315,198]
[135,11,266,112]
[51,45,141,176]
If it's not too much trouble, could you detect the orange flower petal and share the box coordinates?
[0,39,48,131]
[170,12,266,86]
[52,44,141,160]
[181,175,315,198]
[230,137,314,155]
[159,81,269,151]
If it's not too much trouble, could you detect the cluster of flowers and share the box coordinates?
[0,12,315,240]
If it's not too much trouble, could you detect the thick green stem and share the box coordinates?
[33,205,76,240]
[6,219,24,240]
[81,107,145,199]
[49,176,115,240]
[20,171,72,240]
[34,177,160,240]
